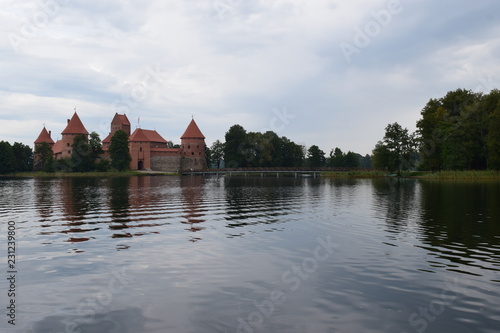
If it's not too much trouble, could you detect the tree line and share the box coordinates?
[372,88,500,173]
[0,141,33,174]
[205,124,371,169]
[34,130,131,173]
[0,130,132,174]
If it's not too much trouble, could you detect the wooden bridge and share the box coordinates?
[182,167,371,178]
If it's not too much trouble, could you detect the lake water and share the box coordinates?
[1,176,499,333]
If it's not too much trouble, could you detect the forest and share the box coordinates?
[372,88,500,173]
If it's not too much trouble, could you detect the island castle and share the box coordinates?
[34,112,207,172]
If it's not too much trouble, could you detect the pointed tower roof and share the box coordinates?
[61,112,89,135]
[34,127,54,144]
[181,118,205,139]
[112,113,131,126]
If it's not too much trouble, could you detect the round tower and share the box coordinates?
[180,118,206,171]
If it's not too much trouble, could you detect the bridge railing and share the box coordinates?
[200,167,376,172]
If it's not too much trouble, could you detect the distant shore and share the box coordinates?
[4,170,500,179]
[321,170,500,179]
[8,171,179,178]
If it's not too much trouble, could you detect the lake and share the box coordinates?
[1,176,499,333]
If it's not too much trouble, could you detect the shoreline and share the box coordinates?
[6,171,180,178]
[3,170,500,180]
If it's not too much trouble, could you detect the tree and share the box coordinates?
[372,141,391,170]
[0,141,15,174]
[224,125,248,168]
[283,138,305,167]
[71,134,93,172]
[205,145,212,169]
[109,130,131,171]
[34,142,54,172]
[416,88,486,171]
[307,145,325,167]
[344,151,360,168]
[12,142,33,172]
[359,154,372,168]
[487,97,500,170]
[328,147,345,167]
[210,140,225,168]
[377,122,416,175]
[89,132,104,168]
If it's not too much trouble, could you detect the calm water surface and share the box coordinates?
[1,176,499,333]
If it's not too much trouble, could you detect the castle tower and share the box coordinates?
[59,112,89,159]
[110,113,131,137]
[180,118,206,171]
[34,126,55,149]
[34,126,55,166]
[102,113,130,149]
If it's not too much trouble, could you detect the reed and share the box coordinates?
[320,170,387,178]
[419,170,500,179]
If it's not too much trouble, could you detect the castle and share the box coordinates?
[34,112,207,172]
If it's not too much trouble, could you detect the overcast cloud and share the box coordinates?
[1,0,499,155]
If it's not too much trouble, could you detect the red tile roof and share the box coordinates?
[129,128,167,143]
[143,129,167,143]
[61,112,89,135]
[112,113,131,126]
[102,133,112,143]
[34,127,54,144]
[52,140,63,154]
[181,119,205,139]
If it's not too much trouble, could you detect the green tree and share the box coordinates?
[359,154,372,168]
[89,132,104,168]
[205,145,212,169]
[344,151,360,168]
[380,122,416,175]
[210,140,225,168]
[372,141,391,170]
[12,142,33,172]
[109,130,131,171]
[416,88,484,171]
[487,98,500,170]
[307,145,325,167]
[328,147,345,167]
[34,142,54,172]
[0,141,15,174]
[224,125,248,168]
[282,138,305,167]
[71,134,93,172]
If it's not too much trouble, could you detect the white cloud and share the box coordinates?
[1,0,499,154]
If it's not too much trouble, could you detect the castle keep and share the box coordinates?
[34,112,206,172]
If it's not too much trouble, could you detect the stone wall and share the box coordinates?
[181,156,207,171]
[151,155,182,172]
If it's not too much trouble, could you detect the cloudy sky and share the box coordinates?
[1,0,499,155]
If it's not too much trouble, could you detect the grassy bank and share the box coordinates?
[417,170,500,179]
[321,170,387,178]
[11,171,179,177]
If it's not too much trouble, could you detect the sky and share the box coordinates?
[1,0,499,155]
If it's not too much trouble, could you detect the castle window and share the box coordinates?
[197,145,199,148]
[199,152,201,155]
[188,145,190,149]
[67,143,70,147]
[191,152,194,155]
[140,147,142,152]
